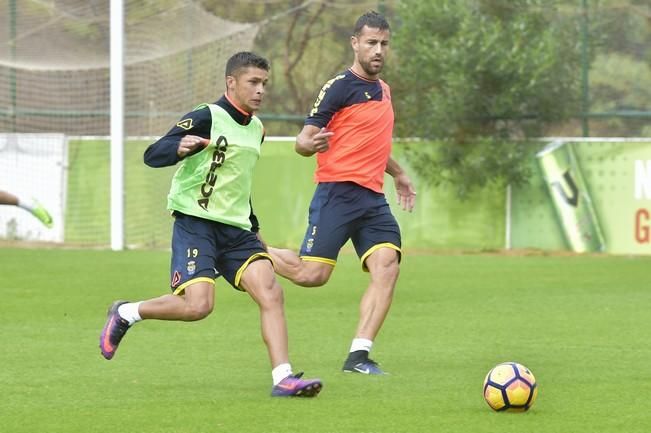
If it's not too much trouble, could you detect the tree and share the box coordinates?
[201,1,383,133]
[584,0,651,136]
[255,2,381,128]
[387,0,582,196]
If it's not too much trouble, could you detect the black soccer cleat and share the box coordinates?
[342,350,386,375]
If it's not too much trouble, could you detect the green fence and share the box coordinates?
[252,141,506,251]
[60,138,651,254]
[64,139,506,250]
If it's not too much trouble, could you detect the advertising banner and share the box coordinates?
[512,139,651,255]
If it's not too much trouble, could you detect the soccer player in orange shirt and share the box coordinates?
[268,11,416,375]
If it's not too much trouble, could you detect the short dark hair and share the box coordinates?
[225,51,270,77]
[353,10,390,36]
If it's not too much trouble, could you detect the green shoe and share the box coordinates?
[31,202,53,228]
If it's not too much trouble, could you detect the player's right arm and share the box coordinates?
[295,126,334,157]
[296,74,344,157]
[143,106,211,167]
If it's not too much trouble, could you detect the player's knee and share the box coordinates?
[383,262,400,282]
[256,281,285,309]
[368,250,400,281]
[293,266,331,287]
[186,300,213,321]
[385,259,400,279]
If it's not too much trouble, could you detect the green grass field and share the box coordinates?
[1,248,649,433]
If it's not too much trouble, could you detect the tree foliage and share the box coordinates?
[585,0,651,135]
[200,1,382,133]
[387,0,582,196]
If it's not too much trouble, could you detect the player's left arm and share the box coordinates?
[386,156,416,212]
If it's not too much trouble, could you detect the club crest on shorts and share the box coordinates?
[187,260,196,275]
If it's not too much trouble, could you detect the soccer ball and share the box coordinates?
[483,362,538,412]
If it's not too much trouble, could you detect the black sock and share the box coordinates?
[346,349,369,363]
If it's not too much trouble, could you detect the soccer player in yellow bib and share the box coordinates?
[99,52,322,398]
